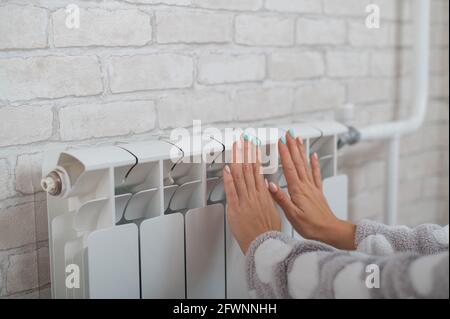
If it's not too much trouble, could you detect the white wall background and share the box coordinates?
[0,0,448,298]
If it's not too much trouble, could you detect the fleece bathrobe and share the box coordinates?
[246,220,449,299]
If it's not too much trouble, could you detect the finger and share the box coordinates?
[223,165,239,207]
[252,140,266,191]
[267,182,299,217]
[231,141,247,196]
[296,137,314,182]
[285,130,308,181]
[278,137,301,195]
[242,136,256,193]
[310,152,323,190]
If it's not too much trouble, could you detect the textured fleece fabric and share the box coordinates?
[245,220,449,299]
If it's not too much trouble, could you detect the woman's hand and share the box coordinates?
[223,138,281,254]
[268,130,356,250]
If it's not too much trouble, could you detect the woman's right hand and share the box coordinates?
[268,130,356,251]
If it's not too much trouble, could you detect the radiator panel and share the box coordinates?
[43,121,348,299]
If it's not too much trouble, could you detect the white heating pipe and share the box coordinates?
[358,0,430,225]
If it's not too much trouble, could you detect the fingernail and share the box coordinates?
[265,178,269,188]
[252,137,260,146]
[280,136,287,145]
[243,132,251,141]
[313,152,318,160]
[269,182,278,193]
[288,128,297,138]
[297,137,303,145]
[224,165,231,174]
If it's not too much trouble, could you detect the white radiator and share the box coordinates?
[42,121,348,299]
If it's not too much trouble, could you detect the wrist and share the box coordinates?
[322,219,357,250]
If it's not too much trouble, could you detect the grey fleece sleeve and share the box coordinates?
[246,224,449,299]
[355,220,449,255]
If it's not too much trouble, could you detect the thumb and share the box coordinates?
[267,181,298,217]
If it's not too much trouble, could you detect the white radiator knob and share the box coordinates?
[41,171,62,196]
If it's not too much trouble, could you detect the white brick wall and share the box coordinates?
[52,8,152,47]
[235,15,295,46]
[327,51,369,77]
[295,80,346,111]
[269,52,324,81]
[296,18,346,45]
[265,0,322,13]
[193,0,263,11]
[0,106,53,147]
[0,5,48,50]
[59,101,157,140]
[0,56,103,101]
[0,0,448,298]
[158,90,232,129]
[233,88,294,121]
[109,54,194,92]
[198,54,265,84]
[156,11,233,44]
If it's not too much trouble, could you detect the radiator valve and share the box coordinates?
[41,170,63,196]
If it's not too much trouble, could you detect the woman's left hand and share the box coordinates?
[223,138,281,254]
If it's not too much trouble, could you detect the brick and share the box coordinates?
[269,52,324,81]
[431,24,450,47]
[35,200,48,242]
[294,80,346,111]
[198,54,265,84]
[235,15,294,46]
[398,179,423,205]
[52,8,151,47]
[0,267,3,295]
[232,88,293,121]
[326,51,369,77]
[398,200,448,227]
[400,151,443,181]
[39,287,51,299]
[109,54,194,93]
[0,106,53,147]
[348,21,392,47]
[0,203,36,250]
[158,91,231,129]
[0,159,10,200]
[297,18,346,45]
[15,153,43,195]
[361,103,395,124]
[426,101,450,123]
[59,101,156,140]
[7,251,38,294]
[127,0,191,4]
[430,48,449,75]
[349,189,384,220]
[38,247,50,287]
[347,78,392,104]
[429,74,449,99]
[366,160,386,189]
[0,56,103,101]
[370,50,412,77]
[340,166,367,195]
[156,11,232,44]
[265,0,321,13]
[193,0,262,11]
[0,5,48,50]
[423,177,449,200]
[323,0,368,16]
[431,0,449,25]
